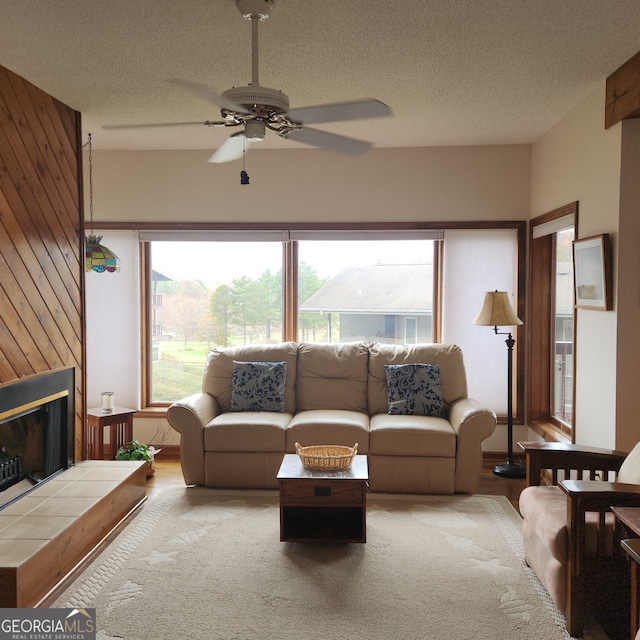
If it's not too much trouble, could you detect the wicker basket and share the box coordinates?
[295,442,358,470]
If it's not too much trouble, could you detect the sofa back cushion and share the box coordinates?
[203,342,298,414]
[296,342,369,413]
[368,343,468,416]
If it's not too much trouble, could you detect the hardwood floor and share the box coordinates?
[476,457,528,512]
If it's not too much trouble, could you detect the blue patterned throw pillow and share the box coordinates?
[231,361,287,412]
[384,363,446,417]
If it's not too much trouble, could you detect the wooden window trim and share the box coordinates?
[528,202,578,442]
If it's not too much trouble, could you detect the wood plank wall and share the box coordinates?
[0,65,85,460]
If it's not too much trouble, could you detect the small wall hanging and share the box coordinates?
[573,233,612,310]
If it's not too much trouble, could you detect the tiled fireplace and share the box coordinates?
[0,369,147,607]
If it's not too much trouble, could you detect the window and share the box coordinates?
[138,224,524,408]
[148,240,283,403]
[553,228,574,424]
[297,239,435,344]
[529,203,577,440]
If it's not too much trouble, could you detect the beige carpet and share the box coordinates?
[54,489,581,640]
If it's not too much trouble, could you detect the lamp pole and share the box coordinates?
[472,290,524,479]
[493,331,525,478]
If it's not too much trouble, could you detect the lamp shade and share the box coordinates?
[472,291,522,327]
[85,234,121,273]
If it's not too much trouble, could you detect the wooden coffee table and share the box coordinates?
[277,453,368,543]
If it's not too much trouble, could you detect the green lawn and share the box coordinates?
[152,340,211,402]
[151,337,288,402]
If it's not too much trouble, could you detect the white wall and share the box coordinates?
[530,84,622,448]
[91,145,531,223]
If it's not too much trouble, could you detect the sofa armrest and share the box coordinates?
[167,393,219,433]
[560,479,640,502]
[167,393,220,486]
[519,442,627,487]
[559,480,640,565]
[449,398,497,493]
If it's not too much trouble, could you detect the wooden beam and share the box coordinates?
[606,50,640,129]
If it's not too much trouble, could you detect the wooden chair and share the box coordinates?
[519,441,640,638]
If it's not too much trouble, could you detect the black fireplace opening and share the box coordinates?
[0,367,75,509]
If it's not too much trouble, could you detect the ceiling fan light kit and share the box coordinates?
[104,0,392,172]
[243,119,266,142]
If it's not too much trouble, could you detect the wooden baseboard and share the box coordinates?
[482,451,525,463]
[158,446,520,465]
[153,444,180,460]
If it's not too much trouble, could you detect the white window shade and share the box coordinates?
[441,229,519,415]
[139,230,288,242]
[531,213,575,238]
[290,230,443,241]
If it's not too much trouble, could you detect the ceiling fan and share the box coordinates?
[104,0,392,164]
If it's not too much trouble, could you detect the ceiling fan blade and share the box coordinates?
[208,132,249,164]
[287,99,391,125]
[103,121,210,130]
[168,79,251,115]
[283,127,371,156]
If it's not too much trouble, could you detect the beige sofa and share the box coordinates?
[167,341,496,494]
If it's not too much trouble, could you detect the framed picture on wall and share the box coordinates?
[573,233,612,310]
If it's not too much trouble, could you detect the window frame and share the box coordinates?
[528,203,578,442]
[128,220,525,412]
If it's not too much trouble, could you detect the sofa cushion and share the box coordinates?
[204,412,291,452]
[368,343,467,416]
[369,413,455,457]
[285,409,369,453]
[519,486,568,564]
[296,342,369,413]
[203,342,297,414]
[231,361,286,412]
[384,363,446,417]
[519,485,617,564]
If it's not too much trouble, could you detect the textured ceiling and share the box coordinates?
[1,0,640,154]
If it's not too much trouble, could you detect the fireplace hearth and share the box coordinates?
[0,367,75,508]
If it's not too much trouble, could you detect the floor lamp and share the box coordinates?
[473,291,525,479]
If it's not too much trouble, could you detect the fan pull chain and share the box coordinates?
[240,136,250,185]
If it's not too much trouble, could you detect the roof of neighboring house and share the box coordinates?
[152,268,174,282]
[300,264,433,314]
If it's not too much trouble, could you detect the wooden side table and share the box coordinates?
[621,539,640,640]
[87,406,135,460]
[612,506,640,639]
